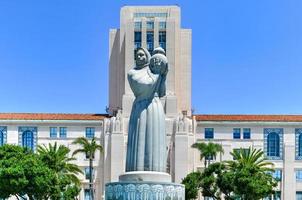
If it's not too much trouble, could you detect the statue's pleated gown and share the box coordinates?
[126,66,166,172]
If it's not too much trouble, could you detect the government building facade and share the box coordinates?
[1,5,301,200]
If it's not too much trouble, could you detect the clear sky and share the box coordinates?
[0,0,301,114]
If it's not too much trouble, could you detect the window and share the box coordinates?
[159,21,166,29]
[299,134,302,156]
[271,169,282,181]
[146,31,154,52]
[146,21,154,29]
[19,127,37,151]
[264,192,281,200]
[59,127,67,138]
[264,128,283,160]
[134,21,142,30]
[205,155,213,160]
[297,192,302,200]
[85,167,94,180]
[243,128,251,139]
[296,129,302,160]
[267,169,282,182]
[233,128,241,139]
[134,31,142,49]
[205,128,214,139]
[22,130,34,150]
[50,127,57,138]
[267,132,280,157]
[159,31,166,50]
[0,126,7,146]
[297,170,302,181]
[86,127,95,139]
[84,189,92,200]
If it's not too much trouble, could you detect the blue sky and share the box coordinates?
[0,0,301,114]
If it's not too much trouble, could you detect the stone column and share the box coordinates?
[283,143,295,199]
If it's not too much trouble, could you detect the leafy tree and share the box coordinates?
[72,137,103,200]
[38,142,82,199]
[192,142,224,168]
[0,144,57,200]
[183,147,277,200]
[225,148,277,200]
[181,171,203,200]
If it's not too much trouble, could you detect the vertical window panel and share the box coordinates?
[50,127,57,138]
[205,128,214,139]
[233,128,241,139]
[86,127,95,139]
[59,127,67,138]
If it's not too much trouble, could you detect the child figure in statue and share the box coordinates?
[126,47,168,172]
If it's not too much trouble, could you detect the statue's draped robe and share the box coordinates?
[126,66,166,172]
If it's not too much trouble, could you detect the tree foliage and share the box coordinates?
[37,142,82,199]
[0,143,83,200]
[181,171,203,200]
[72,137,103,200]
[0,144,57,200]
[192,142,224,167]
[183,147,278,200]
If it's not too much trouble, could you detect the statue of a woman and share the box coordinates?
[126,47,168,172]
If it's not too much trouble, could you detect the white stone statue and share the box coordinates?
[126,47,168,172]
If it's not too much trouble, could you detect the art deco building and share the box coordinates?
[2,5,302,200]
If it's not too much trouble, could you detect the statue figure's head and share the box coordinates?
[135,47,151,69]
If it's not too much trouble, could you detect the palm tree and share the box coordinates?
[72,137,103,200]
[227,147,274,172]
[38,142,82,184]
[191,142,224,168]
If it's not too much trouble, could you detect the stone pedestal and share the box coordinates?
[105,172,185,200]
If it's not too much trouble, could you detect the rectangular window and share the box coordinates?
[297,192,302,200]
[0,126,7,146]
[134,31,142,49]
[297,170,302,181]
[146,21,154,29]
[205,128,214,139]
[270,169,282,181]
[205,155,214,160]
[233,128,241,139]
[50,127,57,138]
[146,31,154,52]
[86,127,95,139]
[84,189,92,200]
[59,127,67,138]
[85,167,94,180]
[264,192,281,200]
[243,128,251,139]
[159,21,166,29]
[159,31,166,50]
[134,21,142,30]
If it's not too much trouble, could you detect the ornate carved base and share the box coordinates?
[105,181,185,200]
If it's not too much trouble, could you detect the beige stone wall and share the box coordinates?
[108,6,192,117]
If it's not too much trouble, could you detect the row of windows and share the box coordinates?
[49,127,95,139]
[204,128,251,139]
[0,127,96,151]
[134,21,166,30]
[134,30,166,53]
[133,12,168,18]
[204,128,302,160]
